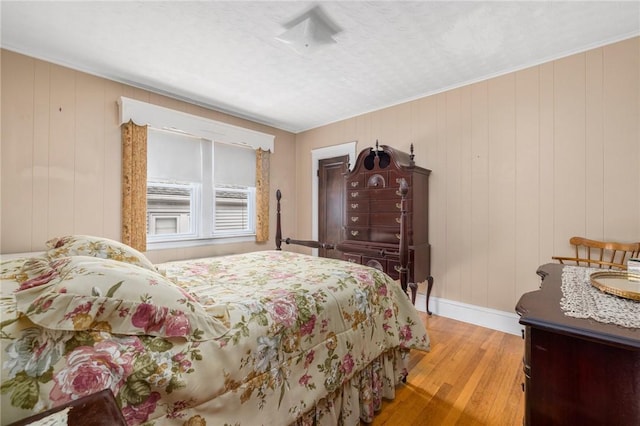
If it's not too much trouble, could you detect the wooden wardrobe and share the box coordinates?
[338,143,433,310]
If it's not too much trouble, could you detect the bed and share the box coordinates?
[1,232,429,425]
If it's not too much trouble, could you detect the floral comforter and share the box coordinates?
[1,249,429,425]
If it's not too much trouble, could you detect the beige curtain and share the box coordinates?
[121,120,148,252]
[122,120,269,247]
[255,148,271,242]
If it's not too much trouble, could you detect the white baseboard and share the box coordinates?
[414,293,523,336]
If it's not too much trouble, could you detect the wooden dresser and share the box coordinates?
[338,143,433,310]
[7,389,127,426]
[516,263,640,425]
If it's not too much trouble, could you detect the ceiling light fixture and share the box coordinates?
[275,5,342,55]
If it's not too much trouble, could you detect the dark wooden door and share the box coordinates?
[318,155,348,259]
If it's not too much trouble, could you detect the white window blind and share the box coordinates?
[146,128,256,244]
[214,142,255,186]
[213,142,255,234]
[148,129,204,183]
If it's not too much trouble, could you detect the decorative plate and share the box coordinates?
[590,271,640,301]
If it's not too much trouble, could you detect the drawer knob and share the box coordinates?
[351,217,359,223]
[351,230,359,237]
[351,203,359,209]
[395,217,401,224]
[351,192,359,198]
[350,181,359,188]
[396,203,401,209]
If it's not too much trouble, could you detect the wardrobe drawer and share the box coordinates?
[368,187,413,201]
[370,212,412,228]
[347,176,364,189]
[344,227,370,241]
[345,213,369,226]
[342,253,362,264]
[371,198,413,212]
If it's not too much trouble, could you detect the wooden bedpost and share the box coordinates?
[274,188,336,251]
[276,189,282,250]
[397,179,410,298]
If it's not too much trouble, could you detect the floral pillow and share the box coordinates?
[0,257,34,320]
[13,256,227,341]
[46,235,156,272]
[1,256,32,286]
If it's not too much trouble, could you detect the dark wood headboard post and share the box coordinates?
[397,179,409,297]
[274,188,337,251]
[275,189,282,250]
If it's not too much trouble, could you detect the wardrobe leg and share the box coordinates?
[425,276,434,315]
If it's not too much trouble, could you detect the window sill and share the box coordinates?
[147,235,256,251]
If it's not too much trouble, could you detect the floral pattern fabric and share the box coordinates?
[45,235,158,272]
[12,255,227,341]
[2,251,429,425]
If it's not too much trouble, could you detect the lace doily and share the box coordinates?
[560,266,640,329]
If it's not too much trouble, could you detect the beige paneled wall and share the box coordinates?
[294,37,640,312]
[2,37,639,312]
[0,49,297,261]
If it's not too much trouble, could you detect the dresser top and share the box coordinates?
[516,263,640,350]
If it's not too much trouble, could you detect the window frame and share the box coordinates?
[146,181,199,241]
[145,132,258,248]
[213,185,256,237]
[118,96,274,251]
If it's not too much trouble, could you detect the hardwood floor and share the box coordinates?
[369,313,525,426]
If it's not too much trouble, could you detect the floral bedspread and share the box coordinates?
[1,250,429,425]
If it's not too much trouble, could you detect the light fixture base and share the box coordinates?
[275,5,342,55]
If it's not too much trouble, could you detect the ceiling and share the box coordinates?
[2,1,639,134]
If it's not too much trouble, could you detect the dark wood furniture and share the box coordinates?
[339,143,433,312]
[275,142,433,313]
[275,183,412,298]
[7,389,127,426]
[516,263,640,425]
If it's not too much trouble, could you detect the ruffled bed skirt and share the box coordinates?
[293,349,410,426]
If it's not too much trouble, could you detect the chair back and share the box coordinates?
[552,236,640,270]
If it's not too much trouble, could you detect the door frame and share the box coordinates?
[311,141,357,256]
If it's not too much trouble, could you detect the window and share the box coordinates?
[147,183,194,235]
[146,127,256,245]
[118,96,274,251]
